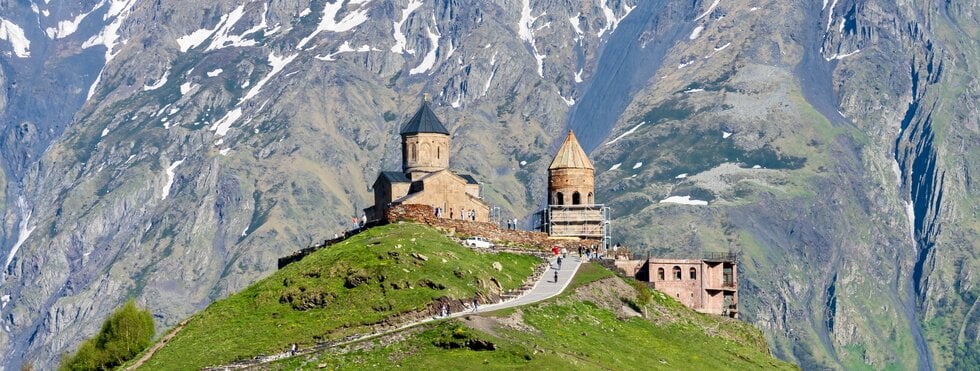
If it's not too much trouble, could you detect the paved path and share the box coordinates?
[476,255,580,313]
[207,255,582,369]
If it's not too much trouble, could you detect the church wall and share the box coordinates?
[401,172,490,222]
[402,133,450,173]
[548,168,595,205]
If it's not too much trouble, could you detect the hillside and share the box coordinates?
[269,263,795,370]
[132,223,541,369]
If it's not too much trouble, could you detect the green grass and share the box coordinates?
[567,262,616,291]
[135,223,541,369]
[271,265,795,370]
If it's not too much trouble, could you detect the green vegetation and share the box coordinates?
[566,262,616,290]
[136,223,540,369]
[272,265,794,370]
[60,299,155,371]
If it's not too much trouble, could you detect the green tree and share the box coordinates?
[60,299,155,371]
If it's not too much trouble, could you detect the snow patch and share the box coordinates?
[609,163,622,171]
[241,53,297,102]
[482,52,497,96]
[177,27,216,52]
[143,69,170,91]
[825,49,860,61]
[695,0,720,21]
[660,196,708,206]
[675,173,688,179]
[684,88,704,93]
[409,23,440,75]
[722,131,732,138]
[101,127,110,137]
[606,121,645,145]
[574,68,583,83]
[569,13,583,39]
[390,0,422,54]
[206,68,223,77]
[632,162,642,169]
[3,197,35,272]
[559,92,575,106]
[689,25,704,40]
[161,159,184,200]
[297,0,373,50]
[180,82,197,95]
[0,18,31,58]
[519,0,546,77]
[82,0,141,99]
[219,148,231,156]
[211,107,243,137]
[46,9,93,39]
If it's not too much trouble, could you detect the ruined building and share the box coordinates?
[614,253,739,317]
[543,130,610,245]
[365,101,491,222]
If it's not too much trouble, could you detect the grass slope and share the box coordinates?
[272,264,796,370]
[136,223,540,369]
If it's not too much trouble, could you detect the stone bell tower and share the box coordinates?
[401,99,450,179]
[548,130,595,206]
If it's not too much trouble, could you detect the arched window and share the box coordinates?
[437,146,440,159]
[673,266,682,280]
[690,267,697,280]
[588,192,593,204]
[572,192,581,205]
[657,268,665,280]
[556,192,564,205]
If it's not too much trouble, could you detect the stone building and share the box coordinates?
[613,253,739,317]
[543,130,609,243]
[365,101,490,222]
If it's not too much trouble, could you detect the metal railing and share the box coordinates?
[702,251,737,262]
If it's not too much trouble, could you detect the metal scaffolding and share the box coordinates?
[545,204,611,249]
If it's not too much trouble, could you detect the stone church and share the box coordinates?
[365,101,491,222]
[544,130,608,241]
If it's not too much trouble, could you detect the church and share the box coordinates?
[365,101,491,222]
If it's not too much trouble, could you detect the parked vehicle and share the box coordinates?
[463,236,493,248]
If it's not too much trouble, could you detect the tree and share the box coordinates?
[60,299,155,371]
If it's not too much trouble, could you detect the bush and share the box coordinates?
[60,299,155,371]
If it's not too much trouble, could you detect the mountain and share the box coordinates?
[0,0,976,369]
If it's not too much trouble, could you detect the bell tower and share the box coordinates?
[548,130,595,206]
[400,99,450,178]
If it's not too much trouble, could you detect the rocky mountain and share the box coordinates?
[0,0,975,369]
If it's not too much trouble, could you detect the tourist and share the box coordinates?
[577,245,583,256]
[450,208,454,219]
[561,247,568,259]
[557,256,562,269]
[554,270,559,283]
[472,298,479,312]
[360,214,367,227]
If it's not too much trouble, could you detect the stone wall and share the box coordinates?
[385,204,597,251]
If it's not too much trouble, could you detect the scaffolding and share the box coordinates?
[545,204,611,249]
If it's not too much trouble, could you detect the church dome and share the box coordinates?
[549,130,594,170]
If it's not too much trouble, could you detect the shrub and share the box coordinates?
[59,299,155,371]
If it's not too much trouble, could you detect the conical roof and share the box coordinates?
[400,100,450,135]
[549,130,594,170]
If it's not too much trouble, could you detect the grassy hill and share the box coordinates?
[133,223,541,369]
[269,264,796,370]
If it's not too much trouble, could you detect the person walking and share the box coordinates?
[561,247,568,259]
[554,269,559,283]
[472,298,479,312]
[557,256,563,269]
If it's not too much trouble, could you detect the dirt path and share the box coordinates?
[125,319,190,370]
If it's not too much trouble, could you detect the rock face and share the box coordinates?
[0,0,976,370]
